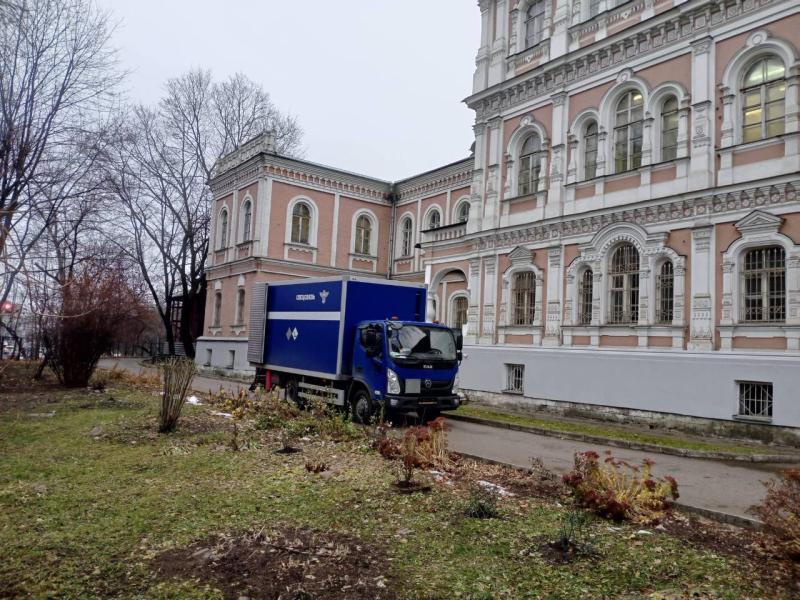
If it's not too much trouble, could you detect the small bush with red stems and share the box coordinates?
[749,468,800,562]
[376,417,452,486]
[562,450,679,524]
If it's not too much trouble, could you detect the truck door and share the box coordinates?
[352,324,385,405]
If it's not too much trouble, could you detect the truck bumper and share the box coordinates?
[384,394,461,412]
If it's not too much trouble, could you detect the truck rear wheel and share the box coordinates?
[350,388,374,424]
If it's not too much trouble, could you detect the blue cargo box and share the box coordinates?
[247,276,427,379]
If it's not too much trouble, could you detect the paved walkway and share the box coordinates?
[100,358,787,520]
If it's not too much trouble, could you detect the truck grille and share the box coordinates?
[405,379,453,397]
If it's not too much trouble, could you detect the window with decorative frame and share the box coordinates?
[741,56,786,144]
[428,209,441,230]
[614,90,644,173]
[241,201,252,242]
[235,289,245,325]
[212,292,222,327]
[452,296,468,329]
[588,0,602,17]
[400,217,413,257]
[291,202,311,244]
[578,268,593,325]
[518,135,546,197]
[584,121,598,179]
[354,215,372,255]
[741,246,785,323]
[512,271,536,326]
[656,261,674,324]
[219,210,229,249]
[525,0,546,48]
[608,243,640,324]
[660,96,679,161]
[456,201,470,223]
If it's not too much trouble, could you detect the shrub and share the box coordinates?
[158,358,196,433]
[562,451,679,524]
[749,468,800,562]
[553,509,590,553]
[465,483,500,519]
[376,419,453,485]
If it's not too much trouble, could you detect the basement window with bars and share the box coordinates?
[737,381,773,420]
[504,364,525,394]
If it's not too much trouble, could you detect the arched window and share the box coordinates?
[579,268,593,325]
[608,243,640,324]
[219,210,229,249]
[456,201,470,223]
[584,121,598,179]
[400,217,413,257]
[354,215,372,255]
[660,96,679,161]
[741,246,785,323]
[428,209,441,230]
[525,0,546,48]
[452,296,468,329]
[613,90,644,173]
[235,288,246,325]
[518,135,545,196]
[212,292,222,327]
[656,261,674,324]
[512,271,536,326]
[241,200,252,242]
[291,202,311,244]
[742,57,786,143]
[588,0,602,17]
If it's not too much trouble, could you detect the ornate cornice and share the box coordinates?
[425,180,798,254]
[394,158,474,204]
[467,0,783,120]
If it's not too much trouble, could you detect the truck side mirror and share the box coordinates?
[451,328,463,351]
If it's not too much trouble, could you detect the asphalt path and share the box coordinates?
[100,358,786,519]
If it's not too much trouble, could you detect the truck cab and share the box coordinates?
[349,320,462,423]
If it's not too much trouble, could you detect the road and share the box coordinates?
[100,358,784,520]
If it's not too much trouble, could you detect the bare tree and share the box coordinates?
[0,0,121,345]
[107,70,303,358]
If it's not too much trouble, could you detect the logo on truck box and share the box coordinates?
[295,289,330,304]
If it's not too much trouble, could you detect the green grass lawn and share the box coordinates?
[454,404,785,456]
[0,374,790,598]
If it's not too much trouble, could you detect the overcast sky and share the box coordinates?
[97,0,481,182]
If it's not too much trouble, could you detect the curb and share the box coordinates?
[453,451,763,530]
[447,413,800,464]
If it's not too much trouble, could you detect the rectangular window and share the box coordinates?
[512,272,536,326]
[741,246,785,323]
[505,364,524,394]
[738,381,773,419]
[205,349,212,366]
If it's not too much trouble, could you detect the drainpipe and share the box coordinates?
[387,187,397,280]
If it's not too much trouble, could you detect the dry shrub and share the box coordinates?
[377,418,452,485]
[158,358,196,433]
[562,450,679,524]
[750,468,800,562]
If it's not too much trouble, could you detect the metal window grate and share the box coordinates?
[608,243,640,324]
[452,296,468,329]
[512,271,536,326]
[579,268,593,325]
[741,246,785,323]
[738,381,773,419]
[505,364,524,394]
[656,261,674,324]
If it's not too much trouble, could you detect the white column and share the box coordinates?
[255,175,273,258]
[547,91,568,218]
[468,123,487,234]
[330,192,340,267]
[473,0,492,93]
[688,225,715,351]
[466,259,482,343]
[543,246,563,346]
[481,257,497,344]
[550,0,571,59]
[483,117,503,230]
[688,36,715,191]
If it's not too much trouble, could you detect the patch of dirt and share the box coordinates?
[153,527,397,600]
[532,536,598,565]
[662,512,799,595]
[451,456,567,500]
[106,410,229,445]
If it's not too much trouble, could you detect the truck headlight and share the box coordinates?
[387,369,401,395]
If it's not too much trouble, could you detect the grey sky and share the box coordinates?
[97,0,481,182]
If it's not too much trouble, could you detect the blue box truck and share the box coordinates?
[247,276,462,422]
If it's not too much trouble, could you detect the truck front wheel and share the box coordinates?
[350,388,374,424]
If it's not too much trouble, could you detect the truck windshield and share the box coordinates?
[388,325,456,361]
